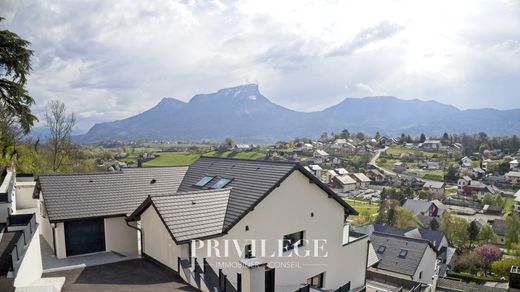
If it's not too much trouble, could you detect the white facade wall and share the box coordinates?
[104,216,139,257]
[55,222,67,259]
[15,182,37,210]
[412,246,437,284]
[190,171,367,290]
[14,226,43,288]
[141,206,182,271]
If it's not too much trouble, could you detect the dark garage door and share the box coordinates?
[65,218,106,256]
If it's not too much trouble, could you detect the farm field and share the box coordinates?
[345,199,379,216]
[143,151,266,166]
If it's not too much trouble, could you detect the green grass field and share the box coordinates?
[143,151,266,166]
[345,199,379,215]
[385,146,438,158]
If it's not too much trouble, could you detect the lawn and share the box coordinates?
[143,151,266,166]
[143,152,202,166]
[345,199,379,216]
[405,169,444,181]
[385,146,438,158]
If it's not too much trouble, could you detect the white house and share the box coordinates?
[505,171,520,184]
[304,164,323,179]
[351,173,372,189]
[37,157,369,291]
[128,157,368,291]
[511,160,520,170]
[332,174,357,192]
[423,181,446,198]
[461,157,473,168]
[422,140,441,151]
[457,176,472,194]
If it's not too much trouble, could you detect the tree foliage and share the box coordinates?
[505,213,520,248]
[0,17,36,134]
[491,258,520,277]
[473,244,502,268]
[441,212,470,249]
[394,207,419,228]
[478,224,497,244]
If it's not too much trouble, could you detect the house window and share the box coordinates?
[307,272,324,288]
[195,176,214,187]
[377,245,386,254]
[399,249,408,258]
[211,178,232,189]
[283,231,304,252]
[419,271,423,279]
[245,244,253,259]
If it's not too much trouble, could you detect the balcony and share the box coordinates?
[343,223,369,245]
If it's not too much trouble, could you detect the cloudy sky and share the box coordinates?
[1,0,519,133]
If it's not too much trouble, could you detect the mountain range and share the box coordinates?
[75,84,520,144]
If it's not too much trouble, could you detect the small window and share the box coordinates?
[245,244,253,259]
[419,271,423,279]
[211,178,232,189]
[377,245,386,254]
[195,176,214,187]
[307,272,324,289]
[399,249,408,258]
[283,231,304,252]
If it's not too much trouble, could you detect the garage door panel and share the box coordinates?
[65,218,106,256]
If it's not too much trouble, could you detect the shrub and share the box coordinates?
[473,244,502,267]
[491,258,520,277]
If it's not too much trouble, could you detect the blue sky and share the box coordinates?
[1,0,519,133]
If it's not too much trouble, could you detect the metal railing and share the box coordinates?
[8,213,37,274]
[333,281,351,292]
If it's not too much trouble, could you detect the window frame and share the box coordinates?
[307,272,325,289]
[282,231,305,252]
[210,177,233,189]
[399,249,408,258]
[194,175,215,187]
[377,245,386,254]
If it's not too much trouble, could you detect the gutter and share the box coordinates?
[126,219,144,256]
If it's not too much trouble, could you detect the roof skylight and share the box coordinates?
[377,245,386,254]
[399,249,408,258]
[211,178,232,189]
[195,176,214,187]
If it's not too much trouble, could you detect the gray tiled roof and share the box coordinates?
[39,167,188,221]
[370,232,431,276]
[176,157,354,231]
[150,189,230,242]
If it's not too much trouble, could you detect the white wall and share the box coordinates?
[14,226,43,287]
[55,222,66,259]
[413,246,437,284]
[39,197,54,253]
[141,206,182,271]
[191,171,368,290]
[15,182,37,210]
[104,216,139,257]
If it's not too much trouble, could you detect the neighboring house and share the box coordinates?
[511,159,519,170]
[368,232,438,285]
[505,171,520,184]
[37,167,189,259]
[351,173,371,189]
[314,149,329,158]
[402,199,446,218]
[127,157,368,291]
[233,144,251,152]
[394,162,406,173]
[304,164,323,179]
[366,169,385,183]
[370,224,456,277]
[491,219,506,244]
[422,140,441,151]
[482,204,503,215]
[457,176,472,194]
[416,214,440,229]
[462,181,496,200]
[332,174,357,192]
[471,167,486,179]
[423,181,445,198]
[461,157,473,168]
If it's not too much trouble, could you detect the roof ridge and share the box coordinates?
[38,166,189,177]
[372,231,432,244]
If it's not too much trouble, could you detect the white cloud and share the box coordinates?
[0,0,519,132]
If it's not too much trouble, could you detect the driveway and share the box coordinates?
[43,258,198,292]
